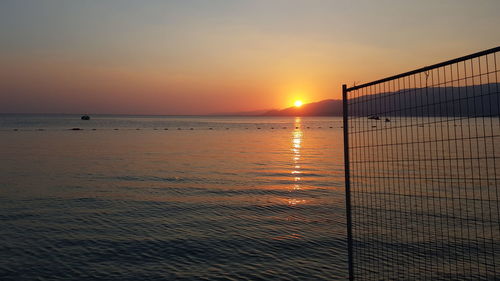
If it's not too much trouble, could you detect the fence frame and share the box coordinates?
[342,46,500,280]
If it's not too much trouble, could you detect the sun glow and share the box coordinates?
[294,100,303,107]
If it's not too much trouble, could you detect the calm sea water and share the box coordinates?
[0,115,347,280]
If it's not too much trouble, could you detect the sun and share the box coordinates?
[294,100,303,108]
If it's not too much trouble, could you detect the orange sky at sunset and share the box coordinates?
[1,0,499,115]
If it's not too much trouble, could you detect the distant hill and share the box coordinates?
[263,99,343,116]
[349,83,499,117]
[263,83,499,117]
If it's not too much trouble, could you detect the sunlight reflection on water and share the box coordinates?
[0,116,347,280]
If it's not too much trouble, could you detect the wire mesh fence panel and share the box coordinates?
[343,47,500,280]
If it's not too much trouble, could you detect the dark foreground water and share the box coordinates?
[0,115,347,280]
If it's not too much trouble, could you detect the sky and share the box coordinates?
[1,0,499,115]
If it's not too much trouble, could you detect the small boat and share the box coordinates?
[81,115,90,120]
[368,115,380,120]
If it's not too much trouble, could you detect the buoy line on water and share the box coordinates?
[8,126,343,132]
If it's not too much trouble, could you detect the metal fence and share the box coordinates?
[343,46,500,280]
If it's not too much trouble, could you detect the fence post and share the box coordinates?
[343,84,354,281]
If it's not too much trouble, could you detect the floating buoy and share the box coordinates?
[114,128,119,130]
[81,115,90,120]
[209,128,213,130]
[177,128,181,130]
[190,128,194,130]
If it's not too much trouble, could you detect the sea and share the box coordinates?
[0,115,347,280]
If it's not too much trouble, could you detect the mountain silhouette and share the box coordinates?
[263,83,499,117]
[263,99,343,116]
[349,83,499,117]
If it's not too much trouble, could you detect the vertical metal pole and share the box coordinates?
[343,84,354,281]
